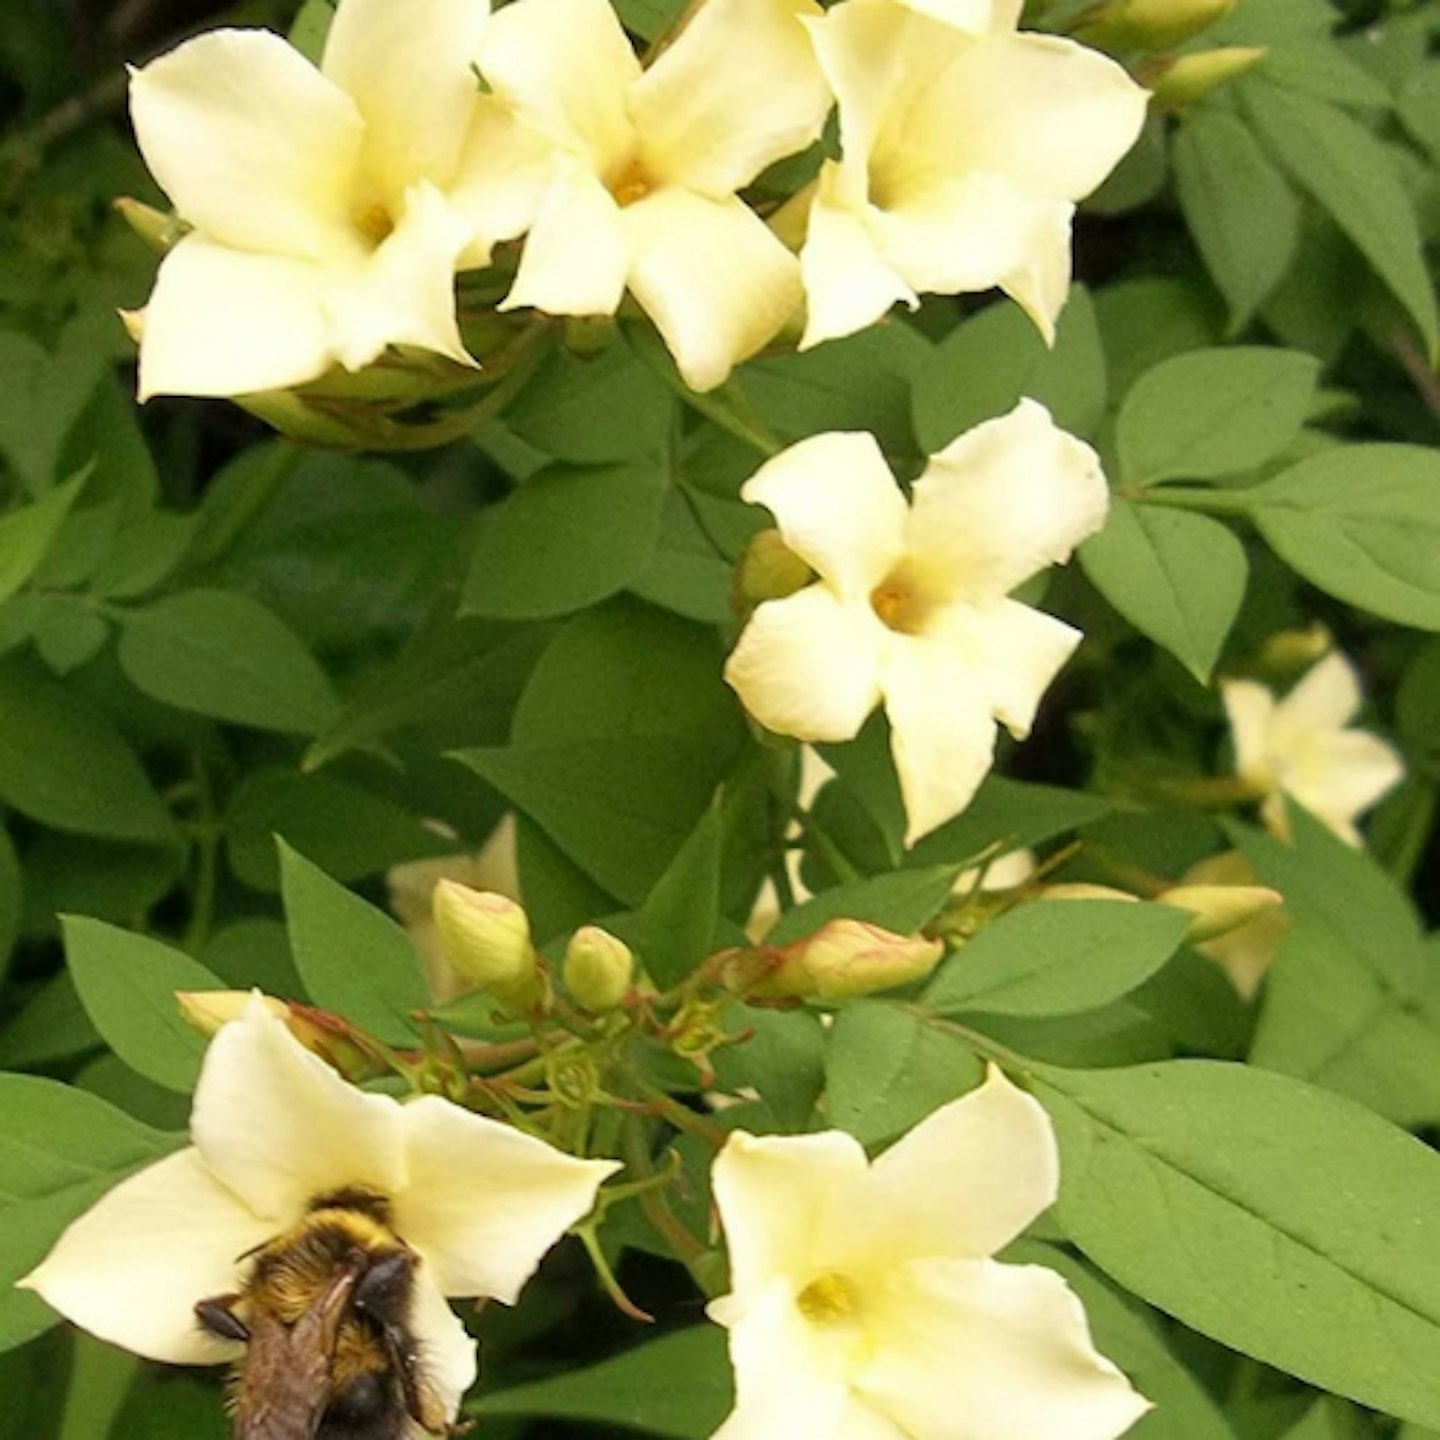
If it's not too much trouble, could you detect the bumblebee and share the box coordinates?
[196,1189,450,1440]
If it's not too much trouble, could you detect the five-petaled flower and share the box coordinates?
[127,0,497,399]
[1221,650,1404,848]
[460,0,831,391]
[707,1065,1149,1440]
[723,399,1109,843]
[797,0,1148,349]
[19,998,617,1420]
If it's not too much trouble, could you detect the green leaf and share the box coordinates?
[476,1327,732,1437]
[57,1334,141,1440]
[116,588,339,734]
[0,655,174,843]
[1081,501,1247,683]
[1173,110,1301,332]
[913,286,1106,451]
[926,900,1191,1017]
[636,797,724,988]
[225,768,455,892]
[462,459,667,620]
[1243,80,1439,357]
[0,1076,180,1352]
[768,864,964,946]
[0,825,21,983]
[0,472,87,605]
[612,0,687,41]
[287,0,335,62]
[907,777,1112,869]
[714,1005,827,1131]
[826,1002,983,1146]
[1239,444,1440,629]
[505,337,674,463]
[1035,1058,1440,1429]
[63,917,225,1093]
[0,324,106,494]
[1116,347,1320,487]
[1094,277,1223,399]
[1258,44,1393,110]
[278,842,428,1045]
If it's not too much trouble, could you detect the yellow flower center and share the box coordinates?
[797,1271,862,1325]
[870,562,941,636]
[608,157,655,208]
[352,201,396,248]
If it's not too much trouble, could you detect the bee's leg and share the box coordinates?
[370,1318,448,1434]
[194,1294,249,1343]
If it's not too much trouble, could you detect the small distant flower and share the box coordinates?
[127,0,494,398]
[707,1066,1149,1440]
[724,399,1108,844]
[459,0,831,390]
[797,0,1148,348]
[1222,651,1404,847]
[20,999,616,1409]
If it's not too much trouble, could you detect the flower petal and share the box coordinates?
[891,0,997,31]
[450,100,558,266]
[630,0,829,196]
[834,1066,1057,1270]
[321,0,489,199]
[392,1095,618,1303]
[740,431,907,598]
[19,1148,271,1365]
[710,1129,867,1301]
[881,635,998,843]
[858,1257,1150,1440]
[1273,652,1362,735]
[191,1001,406,1222]
[910,399,1109,601]
[999,204,1075,344]
[408,1261,479,1418]
[623,188,802,392]
[501,168,630,316]
[799,173,918,350]
[913,32,1148,203]
[1221,679,1277,786]
[138,236,335,399]
[932,599,1081,740]
[725,587,887,744]
[327,181,474,371]
[709,1281,855,1440]
[129,28,361,260]
[1285,731,1404,840]
[479,0,638,172]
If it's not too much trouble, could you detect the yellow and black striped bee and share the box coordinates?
[196,1189,450,1440]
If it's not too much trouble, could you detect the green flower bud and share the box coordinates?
[563,925,634,1012]
[432,881,544,1012]
[1076,0,1237,53]
[734,529,815,613]
[1145,46,1267,109]
[1158,882,1285,944]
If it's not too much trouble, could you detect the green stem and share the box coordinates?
[180,757,218,955]
[631,1077,729,1150]
[203,441,302,560]
[620,1119,720,1296]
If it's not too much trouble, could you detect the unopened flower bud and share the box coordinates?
[177,990,288,1037]
[1180,852,1291,1000]
[563,926,634,1012]
[734,530,815,612]
[1076,0,1236,52]
[432,881,544,1012]
[1158,882,1285,944]
[728,919,943,1001]
[1256,624,1332,680]
[114,196,188,255]
[1037,882,1138,904]
[1144,47,1267,109]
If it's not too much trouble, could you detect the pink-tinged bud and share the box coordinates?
[1158,882,1285,944]
[177,990,288,1037]
[727,919,944,1000]
[563,926,634,1012]
[432,881,544,1012]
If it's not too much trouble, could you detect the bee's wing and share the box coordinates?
[231,1265,362,1440]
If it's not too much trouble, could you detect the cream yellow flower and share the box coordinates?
[1180,851,1290,1001]
[708,1066,1149,1440]
[1222,651,1403,847]
[723,400,1108,844]
[19,999,616,1414]
[128,0,494,399]
[798,0,1148,348]
[458,0,831,390]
